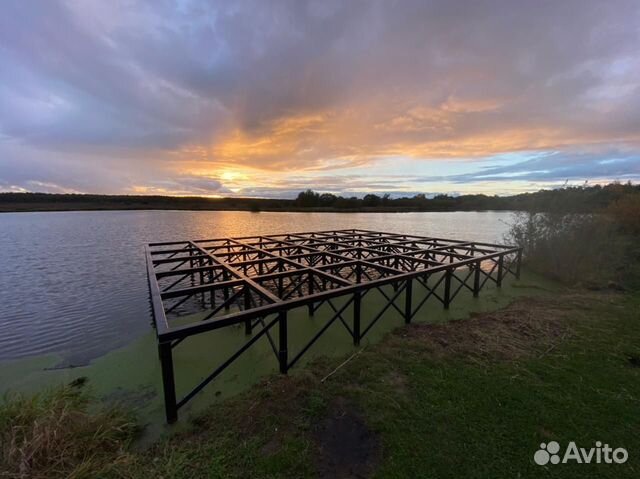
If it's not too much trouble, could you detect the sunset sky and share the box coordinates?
[1,0,639,198]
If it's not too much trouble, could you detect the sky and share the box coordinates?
[1,0,640,198]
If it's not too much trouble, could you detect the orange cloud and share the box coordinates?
[174,102,640,177]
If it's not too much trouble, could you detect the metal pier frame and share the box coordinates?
[145,228,522,422]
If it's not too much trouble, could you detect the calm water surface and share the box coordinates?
[0,210,513,362]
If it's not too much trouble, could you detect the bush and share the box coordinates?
[606,193,640,235]
[504,211,629,286]
[0,385,137,479]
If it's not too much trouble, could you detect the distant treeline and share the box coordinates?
[292,182,640,212]
[0,193,289,213]
[1,182,638,213]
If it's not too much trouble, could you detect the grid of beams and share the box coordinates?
[146,229,522,422]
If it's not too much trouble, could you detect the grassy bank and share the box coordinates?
[2,283,639,478]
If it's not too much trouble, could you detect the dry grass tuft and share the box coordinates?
[406,296,575,361]
[0,385,138,479]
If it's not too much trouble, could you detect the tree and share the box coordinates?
[362,194,381,207]
[319,193,337,206]
[294,189,320,207]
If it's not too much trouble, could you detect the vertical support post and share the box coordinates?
[308,272,315,316]
[443,269,452,309]
[278,311,288,374]
[353,291,361,345]
[189,255,195,286]
[244,286,252,335]
[497,255,504,287]
[404,278,413,324]
[199,258,205,306]
[516,249,523,279]
[473,260,481,297]
[158,341,177,424]
[223,270,230,310]
[209,268,215,307]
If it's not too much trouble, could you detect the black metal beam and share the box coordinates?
[146,229,523,422]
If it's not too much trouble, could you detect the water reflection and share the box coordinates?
[0,210,513,362]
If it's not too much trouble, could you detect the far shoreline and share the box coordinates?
[1,184,636,214]
[0,205,515,214]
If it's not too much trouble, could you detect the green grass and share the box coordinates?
[357,295,640,478]
[123,290,639,478]
[2,288,639,478]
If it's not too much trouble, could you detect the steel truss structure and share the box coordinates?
[146,229,522,422]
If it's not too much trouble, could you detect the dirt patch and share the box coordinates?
[312,398,380,479]
[406,296,574,361]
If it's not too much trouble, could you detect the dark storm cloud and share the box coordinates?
[1,0,639,194]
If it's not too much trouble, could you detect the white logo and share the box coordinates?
[534,441,561,465]
[534,441,628,465]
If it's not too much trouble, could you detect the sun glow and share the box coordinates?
[220,170,247,182]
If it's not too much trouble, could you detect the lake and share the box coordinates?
[0,210,514,363]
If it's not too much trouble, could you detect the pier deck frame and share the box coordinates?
[146,229,522,423]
